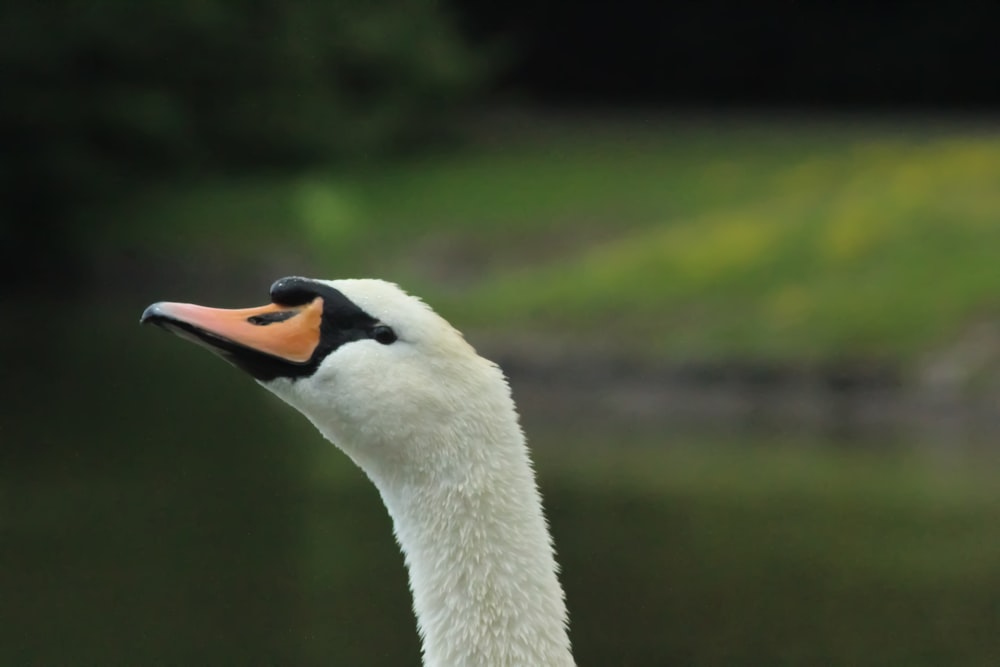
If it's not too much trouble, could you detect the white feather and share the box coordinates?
[263,279,574,667]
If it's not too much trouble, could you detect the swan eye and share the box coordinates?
[372,325,397,345]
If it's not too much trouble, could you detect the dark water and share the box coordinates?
[3,297,999,666]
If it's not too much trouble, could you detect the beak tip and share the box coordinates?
[140,302,166,325]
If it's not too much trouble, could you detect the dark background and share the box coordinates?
[459,1,1000,107]
[3,1,999,290]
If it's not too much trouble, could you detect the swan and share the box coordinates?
[141,276,574,667]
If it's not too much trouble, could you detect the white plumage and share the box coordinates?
[147,278,574,667]
[270,280,574,667]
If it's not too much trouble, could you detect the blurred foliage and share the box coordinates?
[104,119,1000,366]
[0,0,487,280]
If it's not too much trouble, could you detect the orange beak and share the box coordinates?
[141,297,324,364]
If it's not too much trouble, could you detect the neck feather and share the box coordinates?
[322,388,574,667]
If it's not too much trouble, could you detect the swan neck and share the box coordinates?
[371,430,574,667]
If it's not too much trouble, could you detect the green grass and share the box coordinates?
[100,117,1000,364]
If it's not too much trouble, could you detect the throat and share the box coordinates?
[369,442,574,667]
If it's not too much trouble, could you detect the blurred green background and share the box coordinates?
[2,2,999,666]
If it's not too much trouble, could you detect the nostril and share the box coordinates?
[248,310,297,326]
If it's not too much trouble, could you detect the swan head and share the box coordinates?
[143,278,574,666]
[141,277,505,475]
